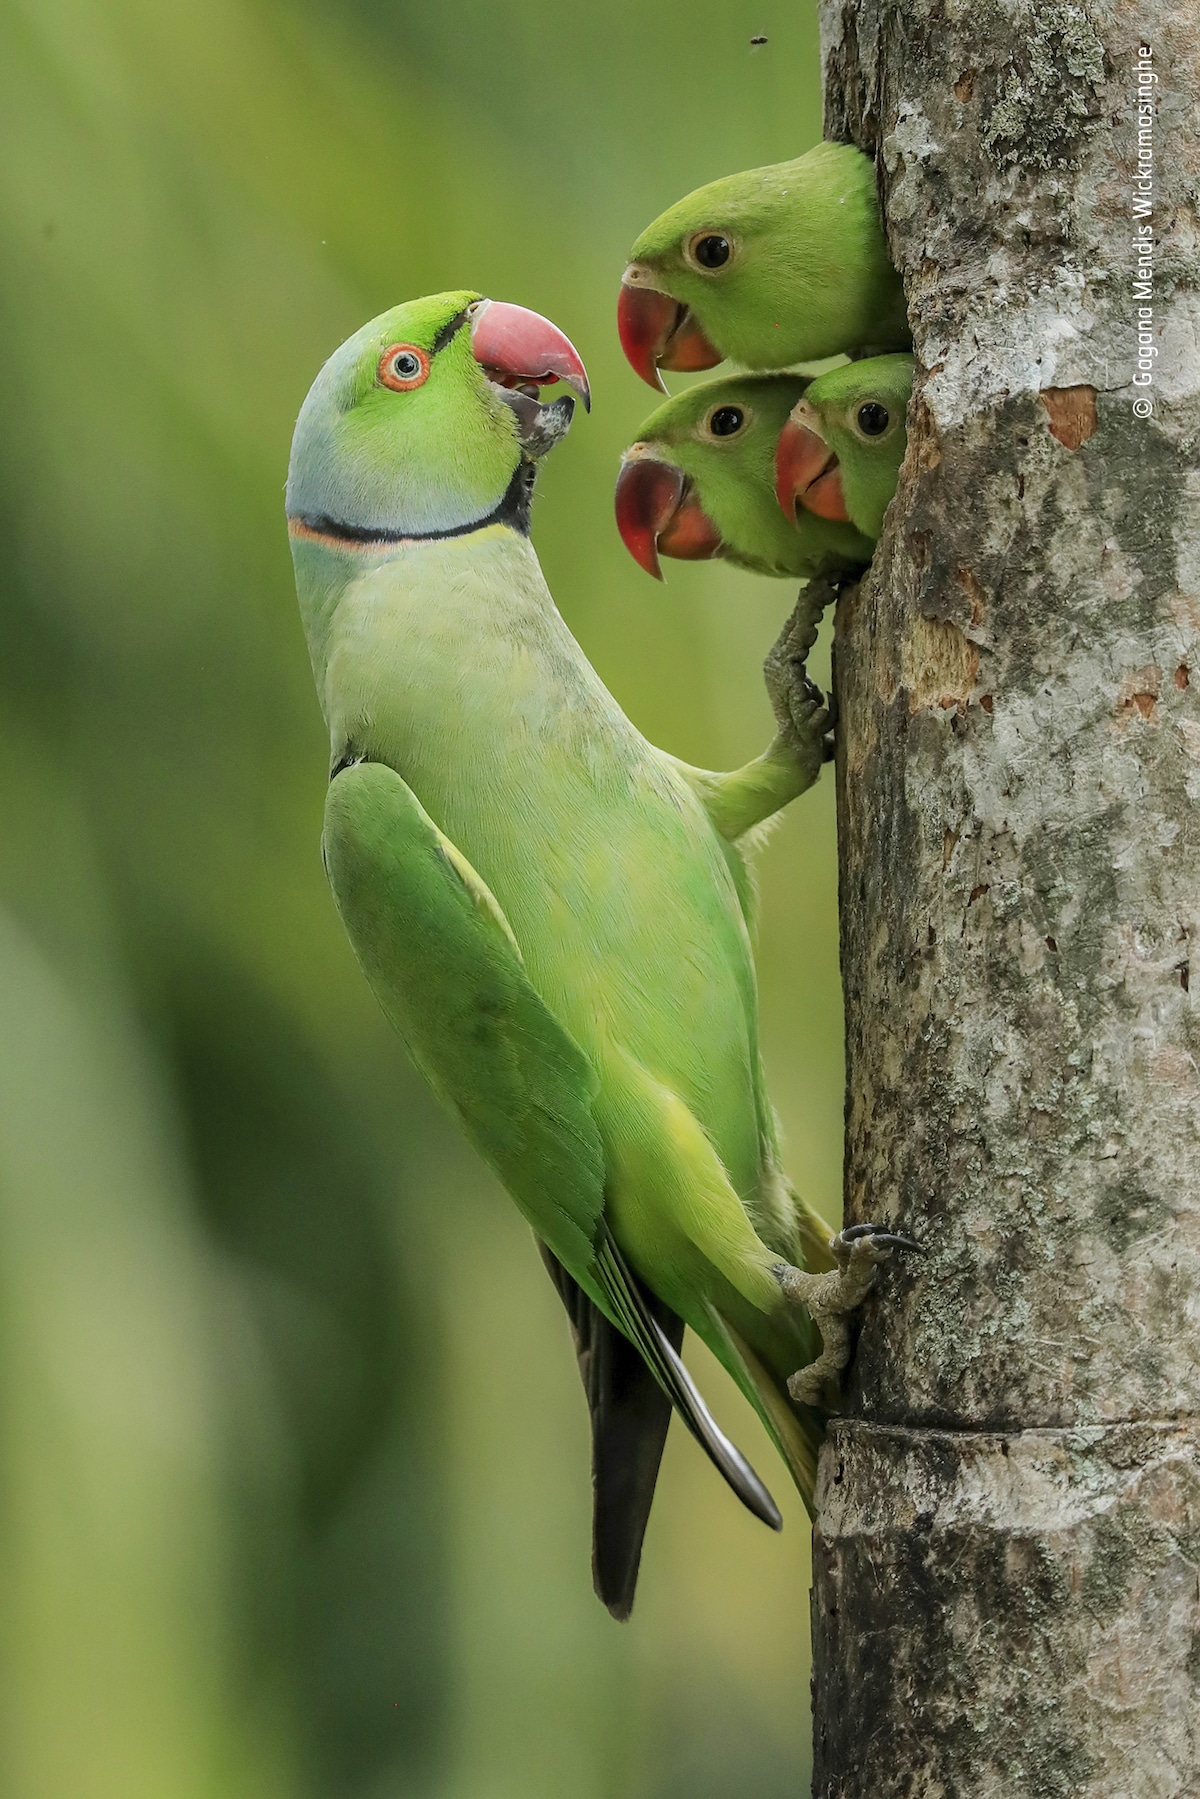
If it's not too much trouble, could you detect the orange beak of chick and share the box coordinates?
[775,406,849,523]
[614,449,723,580]
[617,267,722,393]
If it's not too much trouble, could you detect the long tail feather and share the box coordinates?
[595,1230,782,1532]
[708,1308,822,1517]
[539,1244,677,1619]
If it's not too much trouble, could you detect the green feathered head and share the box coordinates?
[615,373,873,580]
[618,143,908,387]
[286,290,589,541]
[775,354,913,544]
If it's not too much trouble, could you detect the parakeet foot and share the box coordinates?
[763,572,857,775]
[777,1223,923,1407]
[765,659,835,776]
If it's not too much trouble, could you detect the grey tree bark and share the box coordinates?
[812,3,1200,1794]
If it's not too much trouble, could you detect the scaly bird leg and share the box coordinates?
[762,569,862,779]
[680,571,860,842]
[777,1222,923,1407]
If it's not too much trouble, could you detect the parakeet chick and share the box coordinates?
[619,142,910,390]
[615,373,873,581]
[776,354,914,542]
[287,292,919,1619]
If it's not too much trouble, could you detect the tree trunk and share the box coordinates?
[813,3,1200,1794]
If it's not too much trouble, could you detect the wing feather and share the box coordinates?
[323,759,781,1566]
[323,759,604,1274]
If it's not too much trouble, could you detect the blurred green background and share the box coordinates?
[0,0,840,1793]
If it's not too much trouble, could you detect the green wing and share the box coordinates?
[322,759,781,1540]
[323,758,605,1278]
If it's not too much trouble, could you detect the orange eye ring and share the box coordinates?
[378,343,431,391]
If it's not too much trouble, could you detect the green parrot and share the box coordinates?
[614,372,873,582]
[775,354,914,543]
[286,291,918,1618]
[613,361,912,765]
[618,142,910,391]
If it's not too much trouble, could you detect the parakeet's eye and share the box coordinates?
[707,405,746,437]
[379,344,431,392]
[689,232,733,271]
[855,401,890,437]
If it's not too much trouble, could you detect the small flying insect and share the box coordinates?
[750,33,768,46]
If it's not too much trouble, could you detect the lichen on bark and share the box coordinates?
[813,1,1200,1792]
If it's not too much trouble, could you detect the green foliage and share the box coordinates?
[0,0,839,1790]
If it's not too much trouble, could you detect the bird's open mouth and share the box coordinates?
[614,447,723,579]
[617,269,721,392]
[774,407,848,523]
[469,299,590,458]
[492,386,578,458]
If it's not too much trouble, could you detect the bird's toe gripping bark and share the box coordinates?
[765,661,835,775]
[778,1223,924,1407]
[763,572,857,775]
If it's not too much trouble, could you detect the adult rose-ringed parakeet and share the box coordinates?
[614,373,873,582]
[618,142,910,391]
[286,292,918,1618]
[776,354,914,543]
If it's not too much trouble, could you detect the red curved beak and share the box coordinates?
[775,414,849,523]
[617,269,722,392]
[615,451,723,580]
[470,300,590,410]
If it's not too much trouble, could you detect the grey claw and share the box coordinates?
[761,573,856,769]
[823,687,839,734]
[839,1222,924,1253]
[784,1200,921,1403]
